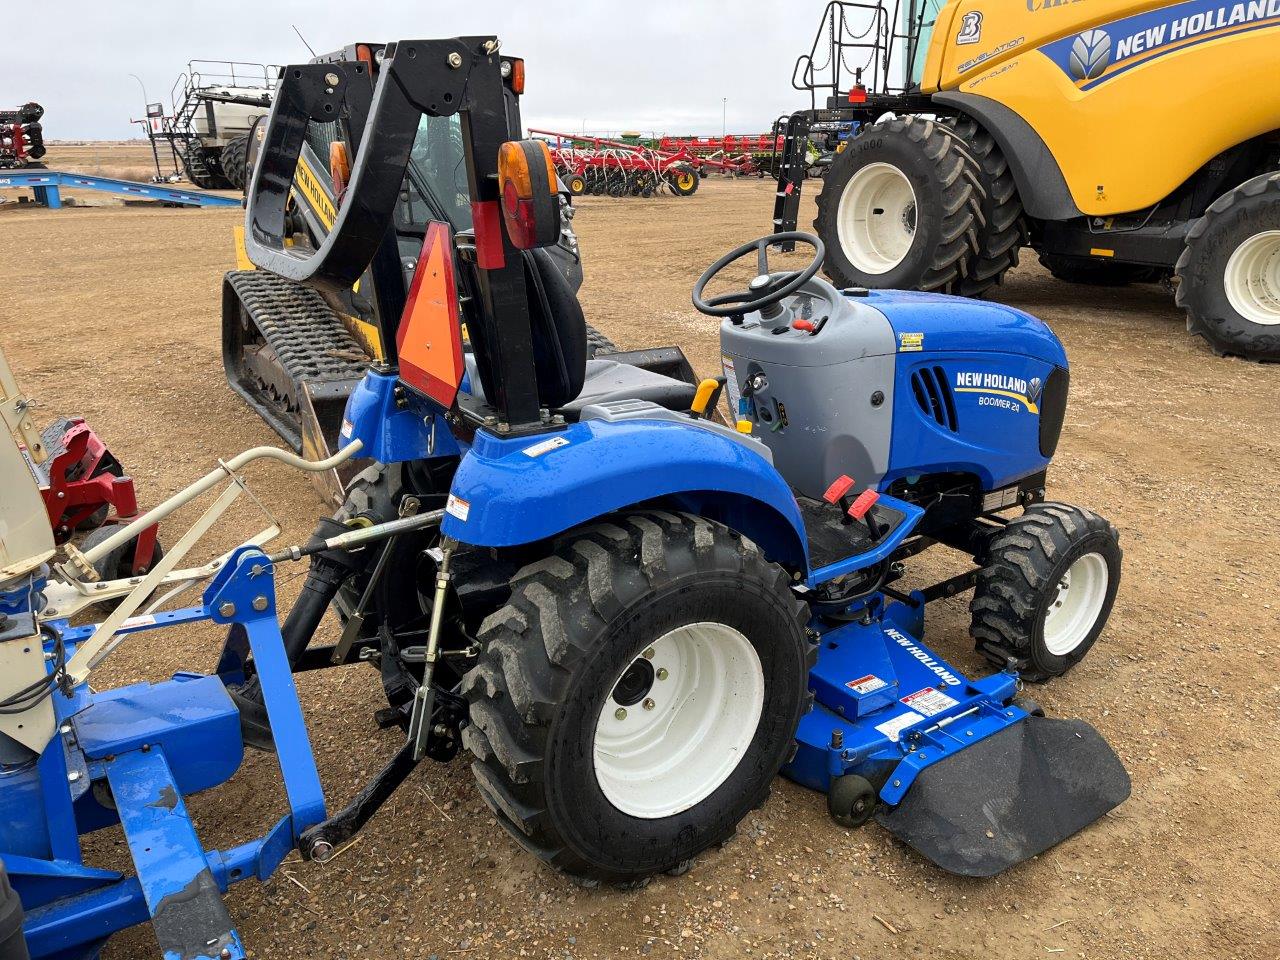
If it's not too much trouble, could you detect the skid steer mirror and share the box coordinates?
[497,139,560,250]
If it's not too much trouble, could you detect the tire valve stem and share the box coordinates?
[408,536,456,761]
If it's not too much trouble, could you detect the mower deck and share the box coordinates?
[785,594,1130,875]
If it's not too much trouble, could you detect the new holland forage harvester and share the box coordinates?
[1,35,1130,960]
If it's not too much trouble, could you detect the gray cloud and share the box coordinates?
[2,1,822,140]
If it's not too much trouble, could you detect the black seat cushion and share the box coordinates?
[525,247,587,409]
[557,359,698,420]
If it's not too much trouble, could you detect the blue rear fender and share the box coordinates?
[441,417,809,570]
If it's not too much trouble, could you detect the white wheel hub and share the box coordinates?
[1042,553,1109,657]
[593,622,764,819]
[836,162,918,274]
[1224,229,1280,326]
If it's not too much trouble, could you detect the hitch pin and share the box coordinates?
[408,537,456,761]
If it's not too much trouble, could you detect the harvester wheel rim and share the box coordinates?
[593,621,765,820]
[836,162,917,274]
[1042,552,1109,656]
[1224,229,1280,326]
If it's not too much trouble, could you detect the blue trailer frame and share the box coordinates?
[0,170,241,210]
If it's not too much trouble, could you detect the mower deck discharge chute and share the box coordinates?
[2,34,1128,959]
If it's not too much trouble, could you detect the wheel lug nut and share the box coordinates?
[643,698,656,711]
[656,668,669,681]
[642,647,655,660]
[615,707,627,721]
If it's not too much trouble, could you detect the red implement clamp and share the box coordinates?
[847,489,880,521]
[823,475,856,505]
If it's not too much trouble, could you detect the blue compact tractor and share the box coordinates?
[0,37,1128,960]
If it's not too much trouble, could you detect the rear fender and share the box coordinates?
[441,417,808,570]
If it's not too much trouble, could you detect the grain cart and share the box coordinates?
[1,34,1129,960]
[773,0,1280,359]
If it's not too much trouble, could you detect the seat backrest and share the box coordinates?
[523,247,588,409]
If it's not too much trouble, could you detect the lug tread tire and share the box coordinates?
[585,323,617,357]
[221,135,250,192]
[970,503,1121,682]
[814,116,980,292]
[1174,170,1280,361]
[945,118,1027,298]
[461,511,812,885]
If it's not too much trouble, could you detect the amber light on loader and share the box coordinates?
[497,139,560,249]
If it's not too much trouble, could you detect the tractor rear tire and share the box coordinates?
[815,116,980,292]
[1039,254,1154,286]
[461,511,813,885]
[970,503,1121,682]
[946,117,1027,298]
[221,135,250,192]
[1175,171,1280,361]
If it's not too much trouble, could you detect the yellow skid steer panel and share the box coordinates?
[922,0,1280,216]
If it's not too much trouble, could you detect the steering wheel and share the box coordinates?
[692,232,826,318]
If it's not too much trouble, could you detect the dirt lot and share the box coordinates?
[3,144,1278,960]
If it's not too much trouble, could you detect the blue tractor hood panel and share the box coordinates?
[441,417,809,567]
[862,290,1068,368]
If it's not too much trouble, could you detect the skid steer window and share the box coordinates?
[400,114,472,233]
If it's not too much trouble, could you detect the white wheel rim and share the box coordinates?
[593,622,764,819]
[1224,230,1280,326]
[1042,553,1109,656]
[836,162,918,274]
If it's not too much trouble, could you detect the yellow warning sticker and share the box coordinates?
[898,332,924,352]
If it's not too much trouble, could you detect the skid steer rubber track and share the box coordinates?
[222,270,370,453]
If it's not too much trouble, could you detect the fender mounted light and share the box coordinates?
[497,139,560,250]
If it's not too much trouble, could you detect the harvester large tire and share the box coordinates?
[461,512,813,885]
[1175,171,1280,361]
[971,503,1121,683]
[815,116,979,292]
[177,141,230,190]
[221,135,250,192]
[946,117,1026,298]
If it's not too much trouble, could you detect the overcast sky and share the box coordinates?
[2,1,825,141]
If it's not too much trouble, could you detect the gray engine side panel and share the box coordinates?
[720,287,897,500]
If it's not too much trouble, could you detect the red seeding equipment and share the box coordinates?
[532,130,777,198]
[0,102,46,169]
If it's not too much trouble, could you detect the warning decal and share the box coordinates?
[845,674,888,695]
[874,711,925,743]
[900,687,959,717]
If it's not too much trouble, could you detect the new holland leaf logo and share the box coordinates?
[1069,29,1113,80]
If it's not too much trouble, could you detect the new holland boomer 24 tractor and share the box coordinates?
[773,0,1280,360]
[1,36,1130,959]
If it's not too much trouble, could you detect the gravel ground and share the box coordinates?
[2,144,1278,960]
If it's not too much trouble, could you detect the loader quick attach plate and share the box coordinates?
[877,715,1131,877]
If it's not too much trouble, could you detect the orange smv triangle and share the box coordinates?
[396,221,465,409]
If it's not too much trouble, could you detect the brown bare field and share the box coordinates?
[2,148,1278,960]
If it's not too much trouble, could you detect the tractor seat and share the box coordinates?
[557,359,699,421]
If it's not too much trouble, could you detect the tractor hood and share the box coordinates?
[864,289,1068,368]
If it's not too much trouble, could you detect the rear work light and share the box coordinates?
[849,84,868,104]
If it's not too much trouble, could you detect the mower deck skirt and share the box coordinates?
[876,715,1131,877]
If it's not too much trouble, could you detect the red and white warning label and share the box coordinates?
[900,687,959,717]
[845,674,887,695]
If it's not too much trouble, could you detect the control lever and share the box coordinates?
[690,377,727,420]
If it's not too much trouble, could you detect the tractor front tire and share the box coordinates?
[971,503,1121,682]
[947,117,1027,298]
[1175,171,1280,361]
[0,860,28,960]
[815,116,980,292]
[462,512,813,885]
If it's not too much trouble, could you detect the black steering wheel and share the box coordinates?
[692,232,826,317]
